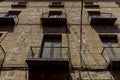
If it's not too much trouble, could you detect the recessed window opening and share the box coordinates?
[99,35,118,44]
[52,2,62,5]
[88,11,100,20]
[40,35,62,58]
[84,2,99,8]
[49,11,62,18]
[49,1,64,8]
[88,11,100,16]
[5,11,21,18]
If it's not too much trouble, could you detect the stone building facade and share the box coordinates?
[0,0,120,80]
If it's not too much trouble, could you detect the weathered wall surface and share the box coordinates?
[0,1,120,80]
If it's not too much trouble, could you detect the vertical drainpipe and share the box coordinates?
[79,0,83,79]
[80,0,83,68]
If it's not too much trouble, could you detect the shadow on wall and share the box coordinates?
[42,25,70,33]
[91,25,120,33]
[111,70,120,80]
[0,0,4,2]
[0,25,15,32]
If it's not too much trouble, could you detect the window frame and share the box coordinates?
[40,35,62,58]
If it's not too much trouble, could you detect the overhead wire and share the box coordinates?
[67,1,77,15]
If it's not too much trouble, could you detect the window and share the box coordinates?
[88,11,100,16]
[52,2,62,5]
[49,1,64,8]
[42,11,68,33]
[41,35,62,58]
[11,1,28,8]
[49,11,62,18]
[84,2,99,8]
[88,11,100,20]
[99,34,118,44]
[5,11,21,18]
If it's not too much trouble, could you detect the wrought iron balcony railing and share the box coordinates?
[101,46,120,70]
[88,13,117,25]
[27,46,69,60]
[26,46,70,70]
[26,46,70,80]
[41,12,67,26]
[90,13,114,18]
[0,11,19,26]
[41,12,67,18]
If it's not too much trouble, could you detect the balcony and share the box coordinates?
[0,11,20,26]
[0,12,15,26]
[26,46,69,80]
[11,1,28,8]
[49,1,64,8]
[26,46,69,69]
[89,13,117,25]
[41,11,67,26]
[101,46,120,70]
[0,11,20,32]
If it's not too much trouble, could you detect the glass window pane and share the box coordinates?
[53,40,60,46]
[53,40,61,58]
[44,40,52,47]
[42,48,51,58]
[41,35,61,58]
[42,40,52,58]
[53,48,61,58]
